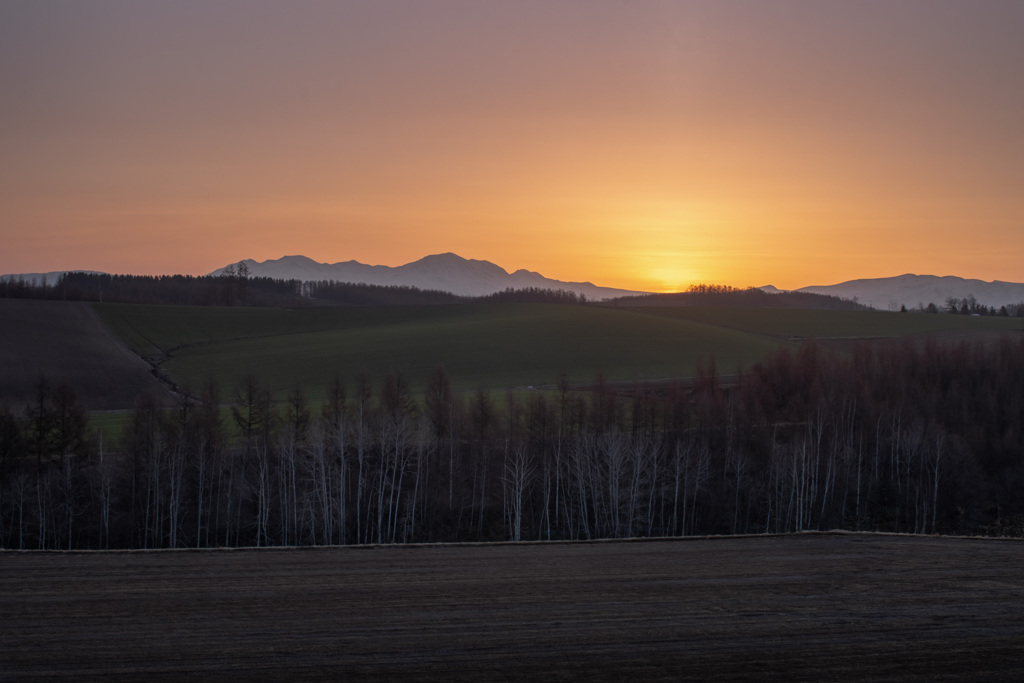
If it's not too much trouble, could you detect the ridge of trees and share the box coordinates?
[0,272,465,307]
[476,287,588,305]
[3,337,1023,549]
[0,271,593,307]
[8,271,1022,314]
[608,284,870,310]
[938,295,1017,317]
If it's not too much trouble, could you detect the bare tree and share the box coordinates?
[503,442,535,541]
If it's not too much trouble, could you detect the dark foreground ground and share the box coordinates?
[2,533,1023,681]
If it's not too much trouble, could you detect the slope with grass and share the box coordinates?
[634,306,1023,340]
[0,299,168,411]
[13,301,1019,411]
[93,303,792,399]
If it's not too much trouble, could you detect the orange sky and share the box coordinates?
[2,1,1023,292]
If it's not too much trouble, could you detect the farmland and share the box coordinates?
[636,305,1024,341]
[92,301,1021,402]
[3,533,1023,680]
[2,298,1020,414]
[93,302,792,400]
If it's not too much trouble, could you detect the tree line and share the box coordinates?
[13,270,1024,315]
[939,295,1019,317]
[609,284,869,310]
[8,270,1024,315]
[0,271,589,308]
[2,337,1023,549]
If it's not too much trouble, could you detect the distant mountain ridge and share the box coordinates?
[6,259,1024,310]
[781,274,1024,310]
[207,253,644,300]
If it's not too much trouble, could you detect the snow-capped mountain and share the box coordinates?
[208,253,643,300]
[762,274,1024,310]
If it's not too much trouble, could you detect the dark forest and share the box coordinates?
[2,337,1022,549]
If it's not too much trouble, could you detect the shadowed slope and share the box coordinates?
[95,302,789,398]
[0,299,169,410]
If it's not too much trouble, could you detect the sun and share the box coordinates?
[623,247,704,293]
[648,267,699,294]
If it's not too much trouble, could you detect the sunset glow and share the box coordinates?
[2,1,1023,291]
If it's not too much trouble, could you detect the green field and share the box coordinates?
[631,306,1024,339]
[91,302,1023,402]
[93,303,791,399]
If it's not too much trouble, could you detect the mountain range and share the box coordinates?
[762,274,1024,311]
[207,253,644,300]
[6,254,1024,309]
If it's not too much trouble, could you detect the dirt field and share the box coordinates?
[0,299,167,410]
[2,533,1023,681]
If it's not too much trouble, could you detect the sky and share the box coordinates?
[2,0,1023,292]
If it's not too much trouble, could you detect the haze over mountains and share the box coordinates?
[762,274,1024,311]
[192,254,1024,309]
[207,253,644,300]
[5,253,1024,309]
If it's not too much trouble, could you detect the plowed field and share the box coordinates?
[2,533,1023,681]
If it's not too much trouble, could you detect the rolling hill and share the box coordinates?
[4,298,1020,411]
[0,299,168,410]
[93,302,791,400]
[93,302,1023,404]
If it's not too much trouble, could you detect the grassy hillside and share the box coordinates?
[0,299,167,411]
[93,303,791,398]
[5,301,1007,410]
[632,306,1023,339]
